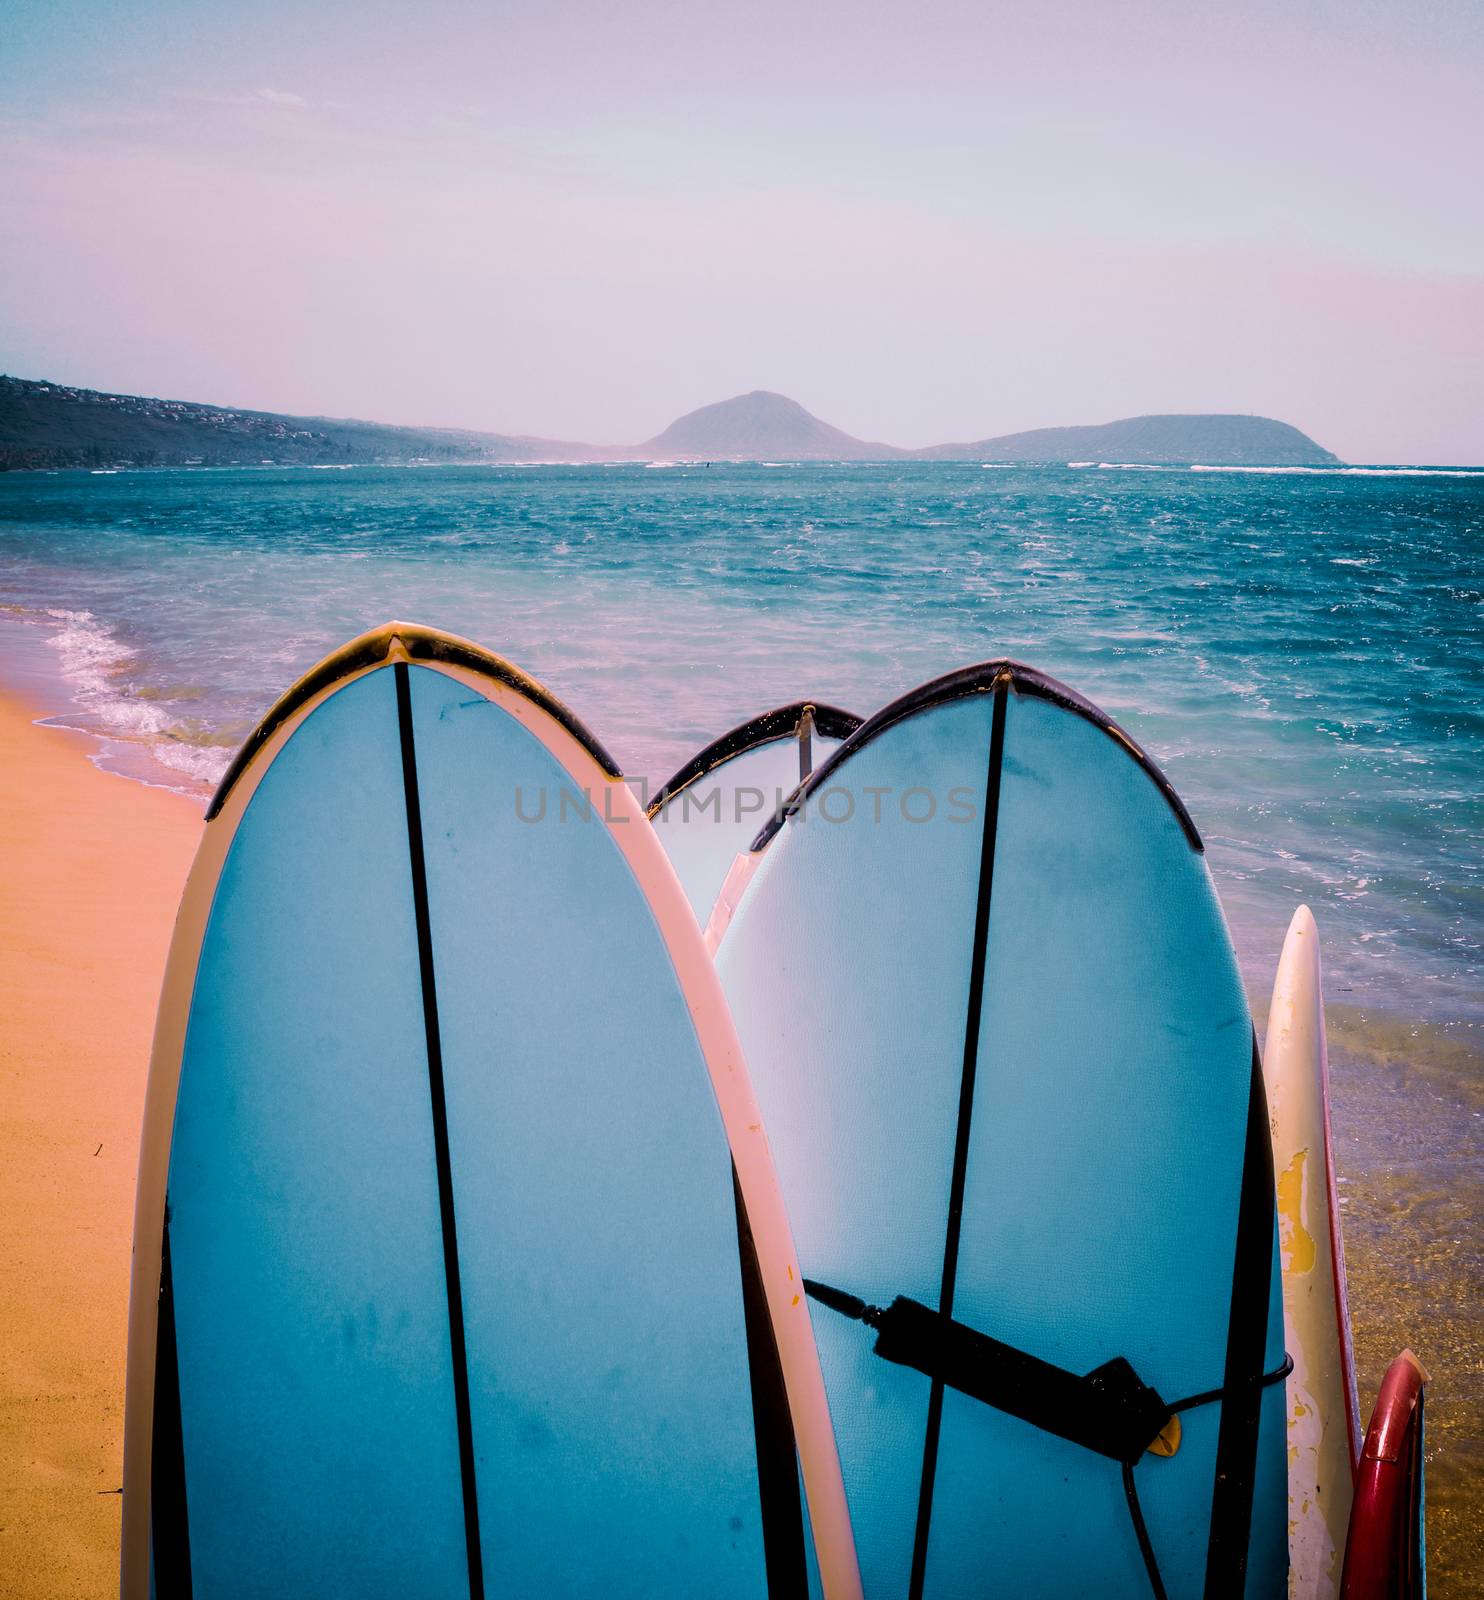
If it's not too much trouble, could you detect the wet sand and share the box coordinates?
[1242,993,1483,1594]
[1322,1008,1484,1593]
[0,686,200,1596]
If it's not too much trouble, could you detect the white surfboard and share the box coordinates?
[1265,905,1361,1599]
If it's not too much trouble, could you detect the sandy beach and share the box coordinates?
[0,686,200,1597]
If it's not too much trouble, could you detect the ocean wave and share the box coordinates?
[35,608,231,790]
[1190,464,1483,477]
[43,609,153,716]
[133,737,234,786]
[1,465,1477,1031]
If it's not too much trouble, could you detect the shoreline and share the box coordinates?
[0,613,221,803]
[0,679,201,1596]
[0,624,1477,1589]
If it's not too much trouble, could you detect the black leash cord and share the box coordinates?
[802,1279,1293,1598]
[1126,1354,1292,1599]
[1123,1461,1169,1600]
[1166,1355,1292,1417]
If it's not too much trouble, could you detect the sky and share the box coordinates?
[2,0,1481,462]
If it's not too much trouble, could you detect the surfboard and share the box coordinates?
[1341,1350,1428,1600]
[1265,905,1361,1599]
[714,661,1289,1597]
[648,702,861,929]
[121,623,860,1600]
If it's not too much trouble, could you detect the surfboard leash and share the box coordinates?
[802,1279,1291,1596]
[1121,1354,1294,1598]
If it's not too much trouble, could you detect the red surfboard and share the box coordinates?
[1340,1350,1428,1600]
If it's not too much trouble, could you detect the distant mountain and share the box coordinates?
[638,390,904,461]
[638,395,1338,465]
[913,413,1339,466]
[0,375,590,470]
[0,374,1340,470]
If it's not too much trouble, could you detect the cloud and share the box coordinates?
[172,87,318,111]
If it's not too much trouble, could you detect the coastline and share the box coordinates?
[0,675,200,1596]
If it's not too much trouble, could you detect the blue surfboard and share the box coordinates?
[649,703,861,928]
[121,625,860,1600]
[715,662,1287,1597]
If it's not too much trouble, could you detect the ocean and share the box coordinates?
[2,459,1480,1577]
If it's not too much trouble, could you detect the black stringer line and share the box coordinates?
[907,676,1009,1599]
[395,661,486,1600]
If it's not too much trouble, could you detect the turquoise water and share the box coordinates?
[2,460,1479,1025]
[1,459,1480,1580]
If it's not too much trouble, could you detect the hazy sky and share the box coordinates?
[3,0,1481,461]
